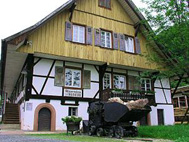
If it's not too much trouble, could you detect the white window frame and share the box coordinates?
[113,75,126,90]
[72,24,85,44]
[65,68,81,88]
[101,30,112,48]
[103,73,111,89]
[141,79,151,91]
[125,36,135,53]
[68,107,78,116]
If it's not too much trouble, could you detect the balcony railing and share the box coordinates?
[101,89,156,106]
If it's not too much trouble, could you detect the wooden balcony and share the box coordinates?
[101,89,156,106]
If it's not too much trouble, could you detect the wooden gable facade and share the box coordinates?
[17,0,158,70]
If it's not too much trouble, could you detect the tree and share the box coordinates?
[140,0,189,95]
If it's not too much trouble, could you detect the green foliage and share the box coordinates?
[140,0,189,83]
[61,116,82,124]
[30,133,127,142]
[138,125,189,141]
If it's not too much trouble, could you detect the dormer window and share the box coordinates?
[99,0,111,9]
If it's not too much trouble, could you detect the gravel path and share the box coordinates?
[0,135,69,142]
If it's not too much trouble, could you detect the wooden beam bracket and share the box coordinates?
[69,2,77,22]
[134,23,141,37]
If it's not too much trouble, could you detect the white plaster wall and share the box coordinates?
[32,77,46,94]
[21,99,89,131]
[154,78,170,88]
[150,105,175,125]
[43,78,62,96]
[83,65,99,98]
[19,102,25,130]
[154,79,172,104]
[33,59,53,76]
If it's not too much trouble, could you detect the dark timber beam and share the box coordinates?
[69,2,77,22]
[172,75,184,98]
[25,54,34,101]
[99,63,108,99]
[134,23,141,37]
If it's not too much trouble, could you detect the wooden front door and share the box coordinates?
[157,109,164,125]
[38,108,51,131]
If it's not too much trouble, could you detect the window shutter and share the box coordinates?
[135,37,141,54]
[113,33,119,50]
[86,27,93,45]
[119,34,125,51]
[106,0,111,9]
[65,21,72,41]
[83,70,91,89]
[94,29,101,46]
[54,66,64,87]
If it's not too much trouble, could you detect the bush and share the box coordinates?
[62,116,82,124]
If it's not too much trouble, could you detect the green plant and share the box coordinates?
[62,116,82,124]
[112,88,123,94]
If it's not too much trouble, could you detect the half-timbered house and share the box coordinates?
[1,0,174,131]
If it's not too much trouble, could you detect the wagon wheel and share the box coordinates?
[131,126,138,137]
[96,128,104,137]
[88,125,96,136]
[115,126,124,139]
[108,127,114,138]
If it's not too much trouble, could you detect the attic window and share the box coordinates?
[99,0,111,9]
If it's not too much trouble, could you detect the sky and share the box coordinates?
[0,0,146,49]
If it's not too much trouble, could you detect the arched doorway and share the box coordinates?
[34,103,56,131]
[38,108,51,131]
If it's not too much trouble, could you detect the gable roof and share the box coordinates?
[3,0,151,43]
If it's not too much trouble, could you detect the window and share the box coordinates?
[99,0,111,9]
[68,107,78,116]
[65,68,81,88]
[179,97,186,107]
[128,76,140,90]
[73,25,85,44]
[113,75,126,89]
[141,79,151,91]
[103,73,111,89]
[173,98,179,108]
[101,30,112,48]
[125,36,135,53]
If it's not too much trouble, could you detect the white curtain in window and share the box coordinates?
[101,31,112,48]
[125,36,134,53]
[73,25,85,43]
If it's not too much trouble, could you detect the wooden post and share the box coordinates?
[99,63,107,99]
[25,54,34,101]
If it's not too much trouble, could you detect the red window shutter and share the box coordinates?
[65,21,72,41]
[119,34,125,51]
[86,27,93,45]
[113,33,119,50]
[94,29,101,46]
[135,37,141,54]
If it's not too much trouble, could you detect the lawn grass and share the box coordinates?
[138,124,189,142]
[31,125,189,142]
[31,133,126,142]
